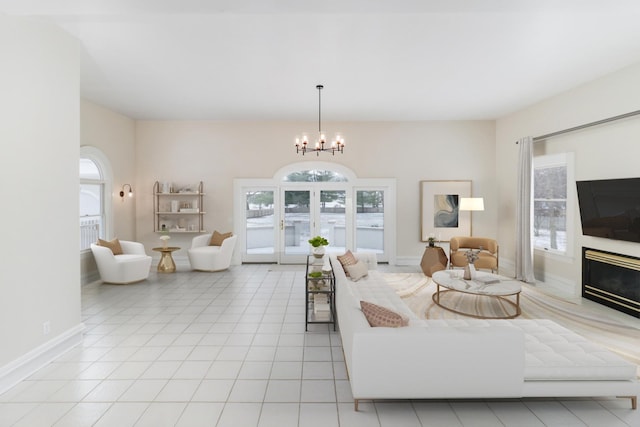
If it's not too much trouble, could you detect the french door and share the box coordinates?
[279,187,348,264]
[236,165,394,265]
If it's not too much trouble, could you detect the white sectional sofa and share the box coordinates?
[328,252,638,411]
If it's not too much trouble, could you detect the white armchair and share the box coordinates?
[90,240,152,284]
[188,234,237,271]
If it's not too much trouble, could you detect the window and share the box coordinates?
[80,147,112,251]
[533,153,574,255]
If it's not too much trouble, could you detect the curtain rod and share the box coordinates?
[515,109,640,143]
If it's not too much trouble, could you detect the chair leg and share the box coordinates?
[354,399,359,411]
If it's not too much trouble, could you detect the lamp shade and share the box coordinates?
[459,197,484,211]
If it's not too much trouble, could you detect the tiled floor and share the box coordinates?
[0,264,638,426]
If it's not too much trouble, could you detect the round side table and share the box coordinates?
[152,247,180,273]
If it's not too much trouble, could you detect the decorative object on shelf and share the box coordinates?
[159,234,170,249]
[427,234,436,247]
[153,181,205,233]
[463,248,480,280]
[295,84,345,156]
[119,184,133,201]
[308,235,329,258]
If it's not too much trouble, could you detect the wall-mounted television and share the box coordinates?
[576,177,640,244]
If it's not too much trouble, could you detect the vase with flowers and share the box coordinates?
[308,236,329,258]
[464,248,480,280]
[159,234,170,249]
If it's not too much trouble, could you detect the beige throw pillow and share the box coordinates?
[337,250,358,275]
[209,230,233,246]
[360,301,409,328]
[344,261,368,281]
[97,238,123,255]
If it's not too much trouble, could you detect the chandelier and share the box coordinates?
[295,84,345,155]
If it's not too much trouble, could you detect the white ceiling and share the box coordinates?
[3,0,640,121]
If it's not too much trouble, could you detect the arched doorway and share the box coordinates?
[234,162,396,264]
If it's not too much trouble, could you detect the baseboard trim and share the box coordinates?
[396,256,420,266]
[0,323,85,395]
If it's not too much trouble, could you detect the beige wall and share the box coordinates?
[0,16,80,372]
[496,62,640,295]
[135,120,497,261]
[79,100,137,284]
[80,99,137,239]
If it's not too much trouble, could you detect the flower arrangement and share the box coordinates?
[465,248,480,264]
[308,236,329,247]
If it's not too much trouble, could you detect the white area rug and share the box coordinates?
[383,273,640,368]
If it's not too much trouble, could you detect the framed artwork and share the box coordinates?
[420,180,471,242]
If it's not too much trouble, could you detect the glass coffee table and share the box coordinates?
[431,270,522,319]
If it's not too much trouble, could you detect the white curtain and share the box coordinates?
[515,136,536,283]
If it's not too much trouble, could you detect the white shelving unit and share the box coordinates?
[153,181,206,233]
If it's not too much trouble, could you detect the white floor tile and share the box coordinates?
[216,402,262,427]
[228,380,268,402]
[134,402,186,427]
[108,361,152,380]
[11,402,75,427]
[205,360,243,379]
[270,361,302,380]
[302,361,334,379]
[191,379,234,402]
[375,401,421,427]
[413,401,462,427]
[83,380,134,402]
[301,380,336,403]
[238,361,273,379]
[175,402,224,427]
[263,380,301,403]
[299,403,340,427]
[93,402,149,427]
[172,360,212,379]
[154,379,200,402]
[338,402,381,427]
[47,380,100,402]
[118,380,166,402]
[52,402,111,427]
[0,402,38,426]
[258,402,300,427]
[139,360,181,379]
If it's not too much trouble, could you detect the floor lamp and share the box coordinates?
[459,197,484,236]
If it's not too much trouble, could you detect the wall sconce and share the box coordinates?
[119,184,134,201]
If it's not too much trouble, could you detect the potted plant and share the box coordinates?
[308,236,329,258]
[427,235,436,247]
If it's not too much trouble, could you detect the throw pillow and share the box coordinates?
[97,238,123,255]
[209,230,233,246]
[344,261,368,281]
[337,250,358,275]
[360,301,409,328]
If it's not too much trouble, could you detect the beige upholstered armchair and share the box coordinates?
[449,236,499,273]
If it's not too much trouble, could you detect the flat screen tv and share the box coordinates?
[576,177,640,243]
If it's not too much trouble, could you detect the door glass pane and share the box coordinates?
[284,190,310,255]
[246,190,275,254]
[320,190,346,253]
[356,190,384,253]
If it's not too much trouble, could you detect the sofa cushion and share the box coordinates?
[209,230,233,246]
[337,250,358,271]
[345,261,368,281]
[360,301,409,328]
[97,238,123,255]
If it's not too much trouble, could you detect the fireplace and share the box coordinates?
[582,247,640,318]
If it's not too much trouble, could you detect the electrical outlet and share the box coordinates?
[43,321,51,336]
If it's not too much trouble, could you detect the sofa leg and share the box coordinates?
[354,399,359,411]
[632,396,637,410]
